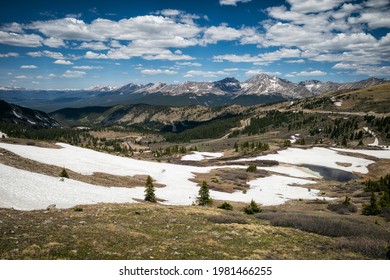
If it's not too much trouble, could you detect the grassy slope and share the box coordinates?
[0,203,369,260]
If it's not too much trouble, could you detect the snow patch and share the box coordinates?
[0,131,8,138]
[210,175,329,206]
[181,151,224,161]
[0,163,143,211]
[331,148,390,159]
[234,147,375,174]
[0,143,331,210]
[12,110,22,119]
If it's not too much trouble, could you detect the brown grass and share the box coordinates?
[191,168,268,193]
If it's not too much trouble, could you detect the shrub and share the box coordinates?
[246,165,257,172]
[257,212,388,240]
[73,206,83,212]
[327,196,358,214]
[244,200,262,214]
[59,168,69,178]
[218,202,233,210]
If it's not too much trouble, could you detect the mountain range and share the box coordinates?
[0,100,60,128]
[0,74,387,112]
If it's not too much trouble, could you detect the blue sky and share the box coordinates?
[0,0,389,89]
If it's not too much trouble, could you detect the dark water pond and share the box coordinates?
[301,164,360,182]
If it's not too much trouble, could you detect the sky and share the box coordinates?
[0,0,389,89]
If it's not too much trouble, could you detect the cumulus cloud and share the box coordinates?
[184,70,228,78]
[332,62,390,77]
[85,46,194,61]
[21,65,38,69]
[141,69,177,75]
[219,0,252,6]
[61,70,86,78]
[0,52,19,58]
[72,65,103,70]
[245,69,281,76]
[27,50,64,60]
[78,41,109,50]
[286,70,327,77]
[0,31,42,47]
[287,0,344,13]
[43,37,66,48]
[54,59,73,65]
[176,62,202,67]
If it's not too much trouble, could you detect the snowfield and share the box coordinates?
[331,148,390,159]
[1,142,382,210]
[210,175,324,206]
[181,151,224,161]
[233,147,377,174]
[0,163,143,210]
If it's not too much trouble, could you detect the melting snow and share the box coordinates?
[0,163,142,210]
[0,131,8,138]
[181,151,224,161]
[210,175,324,206]
[0,142,333,210]
[331,148,390,159]
[234,147,376,174]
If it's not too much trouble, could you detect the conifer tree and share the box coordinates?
[144,176,157,203]
[197,181,212,206]
[59,168,69,178]
[362,192,381,215]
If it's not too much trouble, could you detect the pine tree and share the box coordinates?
[362,192,381,215]
[144,176,157,203]
[197,181,212,206]
[59,168,69,178]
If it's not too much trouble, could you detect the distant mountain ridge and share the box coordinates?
[0,74,387,112]
[0,100,60,128]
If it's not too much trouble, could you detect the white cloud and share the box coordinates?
[286,59,305,63]
[213,48,301,65]
[54,59,73,65]
[213,53,261,63]
[0,52,19,58]
[245,69,281,76]
[1,22,23,33]
[176,62,202,67]
[78,41,109,50]
[48,73,56,77]
[287,70,327,77]
[348,10,390,29]
[202,25,261,45]
[141,69,177,75]
[27,50,64,60]
[15,75,28,79]
[332,62,390,77]
[26,15,202,43]
[85,46,194,61]
[287,0,344,13]
[158,9,182,17]
[72,65,103,70]
[0,31,42,47]
[184,70,228,78]
[62,70,86,78]
[219,0,252,6]
[43,37,66,48]
[21,65,38,69]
